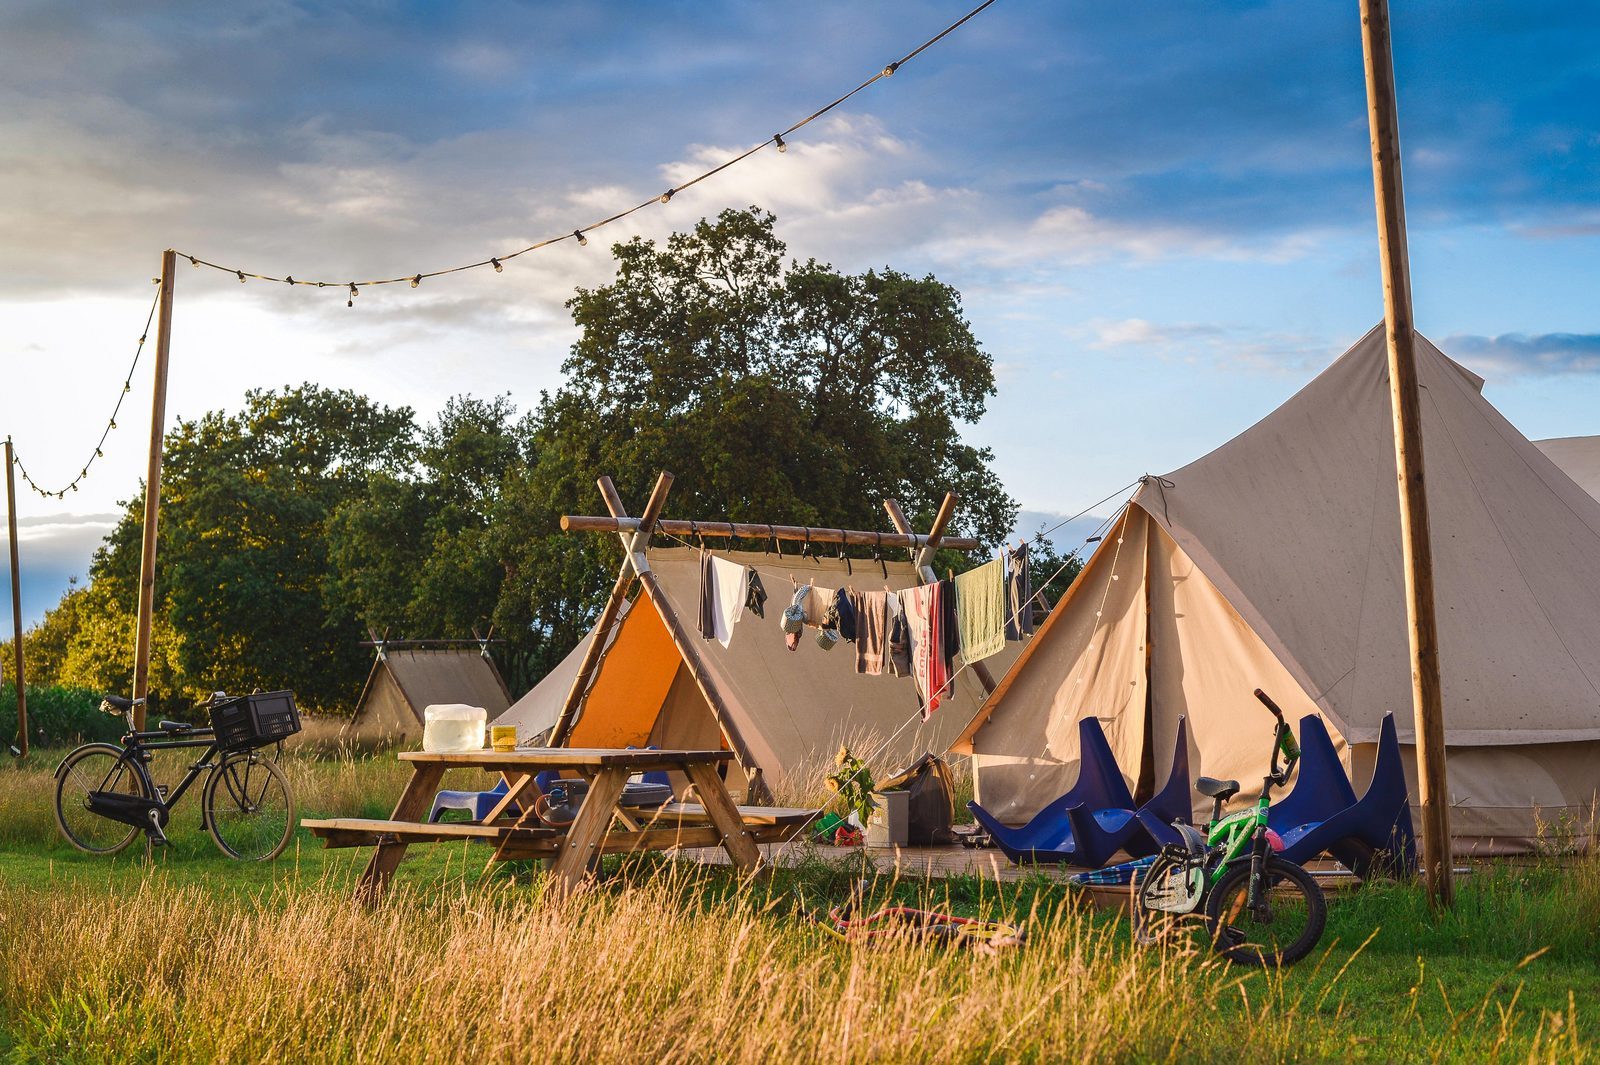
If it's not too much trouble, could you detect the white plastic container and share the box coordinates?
[422,704,487,753]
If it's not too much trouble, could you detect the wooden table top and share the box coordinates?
[397,747,734,768]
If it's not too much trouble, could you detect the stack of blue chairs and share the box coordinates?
[1267,712,1416,877]
[967,717,1191,868]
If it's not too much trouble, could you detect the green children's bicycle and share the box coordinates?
[1133,689,1327,967]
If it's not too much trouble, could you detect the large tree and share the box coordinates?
[490,206,1017,676]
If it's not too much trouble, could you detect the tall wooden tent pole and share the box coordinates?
[131,249,177,730]
[1359,0,1452,906]
[5,438,25,757]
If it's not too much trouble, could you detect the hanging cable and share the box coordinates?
[11,287,161,500]
[169,0,1002,300]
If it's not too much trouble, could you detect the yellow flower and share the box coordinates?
[834,745,851,768]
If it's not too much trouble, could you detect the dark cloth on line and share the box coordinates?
[746,568,768,619]
[697,549,716,640]
[886,601,912,678]
[1005,543,1034,639]
[938,578,960,677]
[835,587,858,642]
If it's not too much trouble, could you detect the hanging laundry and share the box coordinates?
[850,591,890,675]
[900,584,952,719]
[697,550,717,641]
[1005,542,1035,639]
[782,584,810,651]
[802,584,837,627]
[745,568,768,619]
[708,555,747,649]
[954,558,1006,663]
[885,594,912,677]
[939,578,960,681]
[834,587,858,642]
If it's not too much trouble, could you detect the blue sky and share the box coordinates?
[3,0,1599,626]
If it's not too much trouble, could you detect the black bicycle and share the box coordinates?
[54,692,297,861]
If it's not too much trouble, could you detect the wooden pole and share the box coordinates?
[1359,0,1452,906]
[884,496,998,697]
[131,249,177,730]
[4,438,25,757]
[549,475,648,747]
[559,514,981,552]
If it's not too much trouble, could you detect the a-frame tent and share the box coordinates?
[1536,436,1600,502]
[554,546,1014,800]
[348,646,513,744]
[958,326,1600,854]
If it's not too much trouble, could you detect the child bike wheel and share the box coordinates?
[1205,856,1327,967]
[204,752,295,861]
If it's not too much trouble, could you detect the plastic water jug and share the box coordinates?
[422,704,487,753]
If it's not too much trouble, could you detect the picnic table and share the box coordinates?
[301,748,816,899]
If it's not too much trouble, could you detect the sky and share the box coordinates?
[3,0,1599,627]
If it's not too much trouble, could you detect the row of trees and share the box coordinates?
[9,208,1029,713]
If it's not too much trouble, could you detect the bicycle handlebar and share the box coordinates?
[1253,688,1286,721]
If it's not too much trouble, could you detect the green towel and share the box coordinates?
[955,558,1006,663]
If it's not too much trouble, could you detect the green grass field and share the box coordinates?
[1,746,1596,1063]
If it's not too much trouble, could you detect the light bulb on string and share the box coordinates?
[237,270,246,283]
[286,276,296,286]
[347,283,358,308]
[660,189,674,204]
[573,230,588,247]
[883,62,900,76]
[410,275,421,288]
[189,256,199,267]
[491,258,503,273]
[774,134,787,153]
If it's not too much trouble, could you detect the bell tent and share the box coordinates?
[959,326,1600,854]
[1535,435,1600,502]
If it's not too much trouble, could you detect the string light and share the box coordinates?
[167,0,999,302]
[11,288,161,499]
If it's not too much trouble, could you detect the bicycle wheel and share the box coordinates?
[204,751,294,861]
[1205,856,1328,967]
[55,744,148,855]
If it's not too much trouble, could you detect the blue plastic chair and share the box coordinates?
[967,717,1141,866]
[428,778,521,823]
[1130,716,1193,853]
[1267,712,1416,878]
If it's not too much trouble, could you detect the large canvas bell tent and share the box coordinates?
[959,326,1600,853]
[549,546,1017,800]
[1536,436,1600,502]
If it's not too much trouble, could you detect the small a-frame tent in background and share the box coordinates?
[958,327,1600,854]
[348,635,513,744]
[547,474,1024,802]
[1535,436,1600,502]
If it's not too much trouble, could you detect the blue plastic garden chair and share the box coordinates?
[1129,716,1193,853]
[1267,712,1416,878]
[428,778,521,823]
[967,717,1141,866]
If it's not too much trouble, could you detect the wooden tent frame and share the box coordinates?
[548,472,999,801]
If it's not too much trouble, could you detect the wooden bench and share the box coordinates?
[648,804,818,828]
[302,817,559,849]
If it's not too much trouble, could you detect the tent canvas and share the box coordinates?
[492,599,633,745]
[557,546,1022,799]
[1535,436,1600,502]
[960,327,1600,853]
[349,648,513,744]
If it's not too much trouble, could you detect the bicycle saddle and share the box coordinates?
[157,720,194,732]
[1196,776,1240,802]
[102,694,146,711]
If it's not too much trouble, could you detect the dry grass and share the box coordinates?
[3,747,1595,1062]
